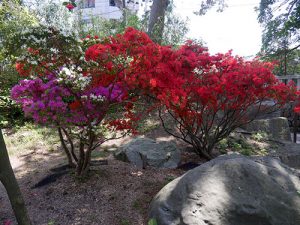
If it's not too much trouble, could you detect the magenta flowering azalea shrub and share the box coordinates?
[11,70,131,176]
[11,27,148,177]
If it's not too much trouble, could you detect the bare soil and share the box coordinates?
[0,126,205,225]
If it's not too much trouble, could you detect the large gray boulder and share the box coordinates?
[242,117,291,141]
[269,140,300,170]
[149,154,300,225]
[114,137,181,169]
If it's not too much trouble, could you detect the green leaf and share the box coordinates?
[148,218,158,225]
[62,2,69,6]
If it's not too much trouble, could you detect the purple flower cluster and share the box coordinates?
[85,84,124,102]
[11,76,70,124]
[11,74,125,127]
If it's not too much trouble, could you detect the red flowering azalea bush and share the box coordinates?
[150,44,298,159]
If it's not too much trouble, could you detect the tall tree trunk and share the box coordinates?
[147,0,169,44]
[0,129,32,225]
[122,0,127,26]
[284,48,287,76]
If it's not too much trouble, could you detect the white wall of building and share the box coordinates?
[78,0,122,21]
[77,0,152,21]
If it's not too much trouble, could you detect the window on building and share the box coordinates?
[81,0,95,8]
[109,0,116,6]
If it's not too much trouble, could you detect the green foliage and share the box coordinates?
[227,138,250,153]
[0,65,25,128]
[217,136,255,156]
[217,131,273,156]
[0,0,38,127]
[137,118,160,134]
[218,138,229,154]
[251,131,268,141]
[266,49,300,75]
[0,97,25,128]
[47,220,55,225]
[119,218,132,225]
[148,218,158,225]
[0,0,38,60]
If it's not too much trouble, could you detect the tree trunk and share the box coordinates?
[0,129,32,225]
[58,127,76,168]
[122,0,127,26]
[147,0,169,44]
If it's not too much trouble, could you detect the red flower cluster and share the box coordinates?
[63,1,76,11]
[15,62,31,77]
[83,28,298,139]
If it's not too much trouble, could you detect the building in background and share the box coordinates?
[78,0,152,22]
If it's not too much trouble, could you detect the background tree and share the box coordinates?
[0,130,32,225]
[147,0,169,44]
[257,0,300,75]
[159,1,190,46]
[0,0,38,127]
[145,0,231,45]
[194,0,227,15]
[31,0,77,34]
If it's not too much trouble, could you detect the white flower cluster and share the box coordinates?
[81,94,106,102]
[193,64,218,75]
[193,68,203,75]
[58,66,91,91]
[210,64,218,73]
[90,94,106,102]
[113,56,133,65]
[50,48,59,54]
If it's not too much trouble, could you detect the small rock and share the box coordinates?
[114,137,181,169]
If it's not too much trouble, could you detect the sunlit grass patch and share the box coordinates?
[3,123,59,156]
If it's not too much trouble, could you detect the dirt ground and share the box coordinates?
[0,126,206,225]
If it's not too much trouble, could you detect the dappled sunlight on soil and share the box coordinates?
[0,124,192,225]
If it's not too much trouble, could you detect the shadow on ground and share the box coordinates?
[0,125,192,225]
